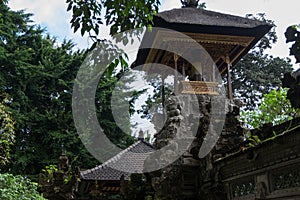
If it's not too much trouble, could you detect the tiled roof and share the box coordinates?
[80,140,154,181]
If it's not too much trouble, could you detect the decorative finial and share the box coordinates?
[138,129,144,141]
[59,144,69,171]
[181,0,199,8]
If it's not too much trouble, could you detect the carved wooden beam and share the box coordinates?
[181,81,219,95]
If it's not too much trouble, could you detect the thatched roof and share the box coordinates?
[155,8,269,30]
[132,8,272,73]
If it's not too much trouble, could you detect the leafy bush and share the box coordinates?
[0,173,46,200]
[240,87,300,129]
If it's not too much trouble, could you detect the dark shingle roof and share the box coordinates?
[80,140,154,181]
[156,8,268,29]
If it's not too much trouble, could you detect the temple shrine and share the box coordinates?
[133,0,271,100]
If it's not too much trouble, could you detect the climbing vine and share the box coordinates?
[0,96,15,166]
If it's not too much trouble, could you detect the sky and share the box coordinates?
[8,0,300,135]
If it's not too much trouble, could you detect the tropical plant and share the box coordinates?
[0,173,46,200]
[240,87,300,129]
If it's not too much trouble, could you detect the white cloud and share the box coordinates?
[9,0,90,49]
[160,0,181,11]
[9,0,68,26]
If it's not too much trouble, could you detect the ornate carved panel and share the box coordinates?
[180,81,219,95]
[269,164,300,197]
[273,170,300,190]
[218,128,300,200]
[232,180,255,198]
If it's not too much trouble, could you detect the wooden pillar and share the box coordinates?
[174,54,179,94]
[226,56,233,100]
[182,63,185,80]
[212,63,215,82]
[161,71,165,108]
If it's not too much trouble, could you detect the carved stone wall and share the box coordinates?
[146,93,244,200]
[215,118,300,200]
[282,70,300,109]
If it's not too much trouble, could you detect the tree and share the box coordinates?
[95,70,138,149]
[0,2,139,177]
[232,54,293,110]
[181,0,206,8]
[66,0,160,39]
[0,2,98,175]
[240,87,299,129]
[232,14,293,110]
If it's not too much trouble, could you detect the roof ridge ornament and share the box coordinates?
[181,0,199,8]
[138,129,144,141]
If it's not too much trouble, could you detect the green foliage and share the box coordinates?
[246,14,278,52]
[44,164,57,174]
[285,25,300,63]
[0,173,46,200]
[198,2,206,9]
[232,14,293,110]
[66,0,161,85]
[66,0,160,38]
[40,165,58,181]
[0,15,98,173]
[240,88,300,129]
[122,174,150,200]
[1,0,8,5]
[245,134,262,147]
[0,3,138,177]
[95,69,137,149]
[138,81,172,120]
[233,54,292,109]
[0,97,15,166]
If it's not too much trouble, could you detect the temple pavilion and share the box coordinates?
[133,0,271,100]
